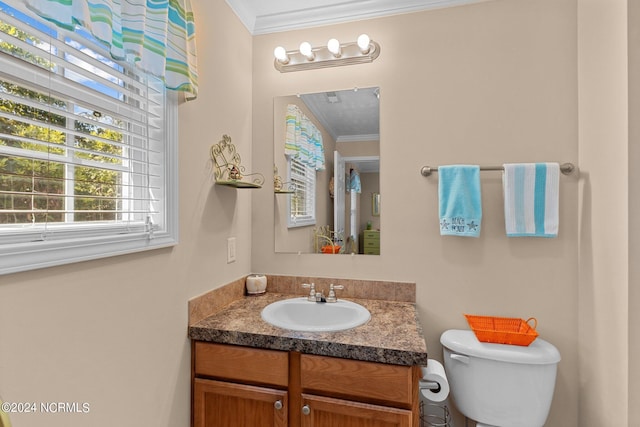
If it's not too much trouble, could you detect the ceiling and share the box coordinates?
[225,0,490,35]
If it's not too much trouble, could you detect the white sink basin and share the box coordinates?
[261,297,371,332]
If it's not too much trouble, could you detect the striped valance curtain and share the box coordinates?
[24,0,198,98]
[285,104,325,170]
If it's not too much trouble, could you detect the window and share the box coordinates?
[287,156,316,228]
[0,2,177,275]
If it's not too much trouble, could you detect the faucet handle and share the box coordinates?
[302,283,316,301]
[327,283,343,303]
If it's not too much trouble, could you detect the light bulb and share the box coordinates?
[299,42,314,60]
[327,38,341,57]
[357,34,370,54]
[274,46,289,64]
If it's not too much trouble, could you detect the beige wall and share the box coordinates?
[628,0,640,423]
[336,140,380,158]
[578,0,630,425]
[0,1,253,426]
[252,0,579,425]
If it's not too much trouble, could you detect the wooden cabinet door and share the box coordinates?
[300,394,413,427]
[194,378,287,427]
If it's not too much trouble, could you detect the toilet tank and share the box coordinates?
[441,329,561,427]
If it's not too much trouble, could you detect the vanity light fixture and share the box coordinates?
[274,34,380,73]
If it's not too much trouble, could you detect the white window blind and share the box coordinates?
[0,2,178,274]
[287,156,316,228]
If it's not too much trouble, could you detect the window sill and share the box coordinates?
[0,232,177,275]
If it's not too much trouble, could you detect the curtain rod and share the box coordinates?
[420,162,575,177]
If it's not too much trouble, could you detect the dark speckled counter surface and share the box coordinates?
[188,292,428,366]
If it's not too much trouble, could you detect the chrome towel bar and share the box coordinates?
[420,162,575,177]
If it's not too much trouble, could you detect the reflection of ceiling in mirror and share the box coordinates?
[300,87,380,143]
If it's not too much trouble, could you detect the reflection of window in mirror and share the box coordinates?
[288,156,316,227]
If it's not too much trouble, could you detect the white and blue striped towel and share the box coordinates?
[503,163,559,237]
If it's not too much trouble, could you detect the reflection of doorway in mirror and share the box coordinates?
[333,150,346,245]
[350,188,359,250]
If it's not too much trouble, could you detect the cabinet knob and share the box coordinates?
[301,405,310,415]
[274,400,283,410]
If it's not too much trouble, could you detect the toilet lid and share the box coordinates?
[440,329,561,365]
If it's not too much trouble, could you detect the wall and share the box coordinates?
[628,1,640,423]
[0,1,253,426]
[252,0,579,425]
[577,0,630,425]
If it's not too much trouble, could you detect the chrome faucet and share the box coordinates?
[302,283,344,303]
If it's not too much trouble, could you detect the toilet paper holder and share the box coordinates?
[419,382,451,427]
[420,381,441,392]
[419,360,451,427]
[420,401,451,427]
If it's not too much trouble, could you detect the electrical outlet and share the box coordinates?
[227,237,236,263]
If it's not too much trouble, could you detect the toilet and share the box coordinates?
[440,329,561,427]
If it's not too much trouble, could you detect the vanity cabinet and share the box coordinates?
[192,342,420,427]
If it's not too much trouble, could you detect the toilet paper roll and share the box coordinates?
[419,359,450,403]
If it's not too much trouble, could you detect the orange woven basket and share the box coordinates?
[464,314,539,346]
[321,245,341,254]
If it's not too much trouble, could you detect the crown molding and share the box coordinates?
[226,0,491,35]
[224,0,256,35]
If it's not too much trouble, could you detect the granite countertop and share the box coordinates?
[188,292,428,366]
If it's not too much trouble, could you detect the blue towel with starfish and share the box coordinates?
[438,165,482,237]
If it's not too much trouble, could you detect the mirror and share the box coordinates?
[274,87,380,255]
